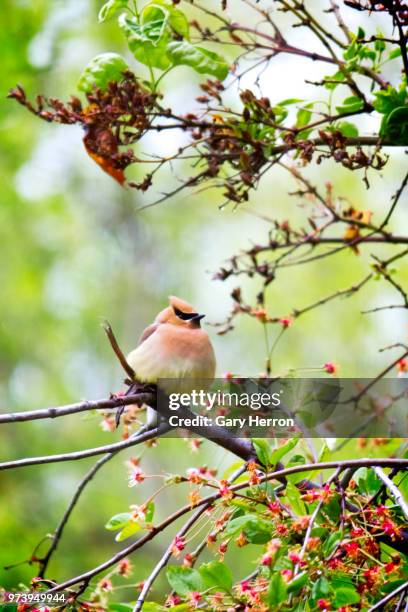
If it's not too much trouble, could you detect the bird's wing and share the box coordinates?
[138,323,159,345]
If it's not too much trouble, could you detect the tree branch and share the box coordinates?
[373,467,408,521]
[0,425,170,471]
[46,457,408,593]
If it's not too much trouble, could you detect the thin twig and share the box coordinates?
[103,321,135,380]
[0,393,153,424]
[0,425,170,471]
[368,580,408,611]
[373,467,408,521]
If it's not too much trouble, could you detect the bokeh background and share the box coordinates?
[0,0,407,605]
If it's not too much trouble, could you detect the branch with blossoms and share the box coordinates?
[1,358,408,610]
[11,456,408,610]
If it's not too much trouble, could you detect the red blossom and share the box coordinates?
[288,550,302,563]
[218,540,228,554]
[317,599,331,610]
[128,466,145,486]
[183,553,194,567]
[342,540,360,558]
[190,591,202,606]
[323,361,337,374]
[166,594,182,607]
[98,578,113,591]
[218,479,233,499]
[276,523,289,535]
[397,358,407,374]
[281,569,293,582]
[172,535,186,557]
[117,558,132,577]
[268,501,281,515]
[279,315,293,328]
[363,565,381,588]
[384,561,398,573]
[261,553,272,566]
[382,519,401,538]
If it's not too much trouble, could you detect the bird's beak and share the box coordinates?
[191,313,205,322]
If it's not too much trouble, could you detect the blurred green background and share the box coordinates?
[0,0,407,605]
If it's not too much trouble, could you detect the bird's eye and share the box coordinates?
[174,307,197,321]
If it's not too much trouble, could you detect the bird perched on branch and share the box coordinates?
[116,296,216,429]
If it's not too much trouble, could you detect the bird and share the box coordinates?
[116,296,216,429]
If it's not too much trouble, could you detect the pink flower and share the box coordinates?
[288,550,302,563]
[190,591,202,607]
[317,599,331,610]
[117,558,132,577]
[166,594,182,607]
[261,553,272,566]
[171,535,186,557]
[268,501,281,514]
[128,466,145,487]
[397,358,407,374]
[323,362,337,375]
[98,578,113,591]
[279,316,293,328]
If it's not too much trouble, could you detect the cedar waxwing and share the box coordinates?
[117,296,216,428]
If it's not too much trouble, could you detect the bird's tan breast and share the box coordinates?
[126,323,216,384]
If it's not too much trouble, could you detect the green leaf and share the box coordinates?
[268,436,300,465]
[105,512,132,531]
[335,95,364,114]
[336,121,359,137]
[143,1,190,39]
[333,587,360,606]
[318,442,331,463]
[115,520,141,541]
[199,561,233,592]
[108,605,134,612]
[98,0,128,23]
[252,439,272,466]
[267,572,288,606]
[322,529,343,557]
[285,481,306,515]
[287,572,308,594]
[388,48,402,60]
[145,501,155,523]
[166,566,203,596]
[312,577,331,600]
[354,467,381,496]
[344,41,358,61]
[373,85,407,115]
[224,513,272,544]
[286,454,309,484]
[166,41,229,80]
[279,98,304,105]
[324,70,346,90]
[119,14,172,70]
[252,437,299,467]
[379,105,408,144]
[296,108,312,129]
[138,604,167,612]
[77,53,129,93]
